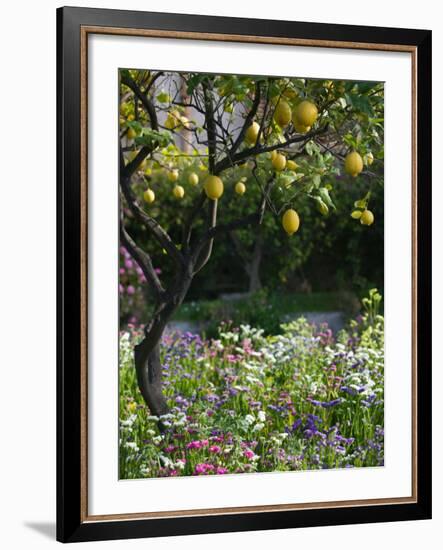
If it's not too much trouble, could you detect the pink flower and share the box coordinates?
[216,467,228,475]
[164,445,176,453]
[127,285,135,296]
[243,449,255,460]
[125,259,133,269]
[119,284,124,294]
[186,440,201,450]
[200,439,209,447]
[209,445,221,454]
[119,267,125,275]
[194,463,215,475]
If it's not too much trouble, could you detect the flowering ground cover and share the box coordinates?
[119,300,384,479]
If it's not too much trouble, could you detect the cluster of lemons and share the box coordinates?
[141,97,374,235]
[344,151,375,226]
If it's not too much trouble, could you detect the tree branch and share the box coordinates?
[120,177,185,267]
[121,72,159,131]
[227,81,262,162]
[214,124,329,174]
[192,178,274,267]
[181,191,207,250]
[193,199,218,275]
[120,223,165,297]
[202,82,217,173]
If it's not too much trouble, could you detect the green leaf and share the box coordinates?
[312,174,321,187]
[345,93,374,117]
[135,129,172,149]
[318,187,336,210]
[156,91,171,103]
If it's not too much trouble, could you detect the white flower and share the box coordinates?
[253,422,265,432]
[120,414,137,428]
[159,455,173,468]
[257,410,266,422]
[244,414,255,426]
[125,441,139,452]
[175,460,186,470]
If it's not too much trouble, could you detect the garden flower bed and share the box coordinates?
[119,316,384,479]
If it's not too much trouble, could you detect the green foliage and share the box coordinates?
[119,69,385,322]
[135,128,172,149]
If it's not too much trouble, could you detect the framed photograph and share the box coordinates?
[57,6,432,543]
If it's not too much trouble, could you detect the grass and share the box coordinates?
[171,290,360,337]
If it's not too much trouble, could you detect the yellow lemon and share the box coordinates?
[235,182,246,195]
[294,100,318,127]
[143,189,155,204]
[168,169,179,182]
[173,185,185,199]
[127,127,137,140]
[274,99,292,128]
[282,209,300,235]
[270,150,278,161]
[188,172,199,186]
[204,175,224,200]
[144,167,152,176]
[344,152,364,177]
[360,209,374,226]
[366,152,374,165]
[272,153,287,172]
[286,159,298,171]
[245,121,260,145]
[293,121,311,134]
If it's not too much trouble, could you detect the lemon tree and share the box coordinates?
[119,69,384,418]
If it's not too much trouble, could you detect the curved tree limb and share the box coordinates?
[120,223,165,298]
[193,199,218,275]
[192,178,274,266]
[120,175,185,267]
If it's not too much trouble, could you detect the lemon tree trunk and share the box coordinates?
[133,273,193,424]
